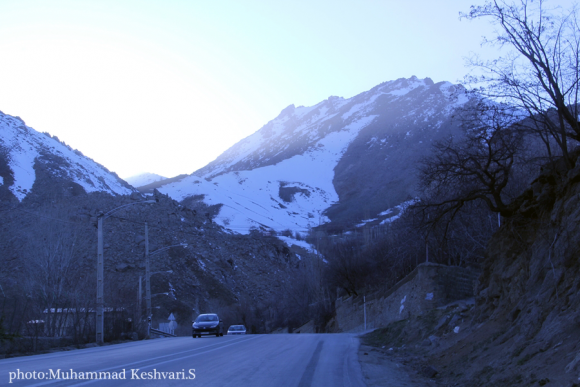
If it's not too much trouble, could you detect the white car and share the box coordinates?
[227,325,247,335]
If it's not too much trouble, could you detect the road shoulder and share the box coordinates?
[358,344,438,387]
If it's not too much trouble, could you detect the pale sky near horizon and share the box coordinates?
[0,0,572,179]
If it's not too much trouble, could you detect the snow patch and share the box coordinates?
[356,218,378,227]
[277,236,318,254]
[379,199,419,225]
[294,104,319,119]
[399,295,406,315]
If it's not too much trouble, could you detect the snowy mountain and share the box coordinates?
[124,172,167,188]
[0,110,135,202]
[157,76,471,234]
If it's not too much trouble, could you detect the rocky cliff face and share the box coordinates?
[357,150,580,386]
[459,150,580,385]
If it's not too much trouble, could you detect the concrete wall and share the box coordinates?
[329,262,478,332]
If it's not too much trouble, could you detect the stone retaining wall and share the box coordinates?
[330,262,479,332]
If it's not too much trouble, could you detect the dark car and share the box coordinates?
[192,313,224,338]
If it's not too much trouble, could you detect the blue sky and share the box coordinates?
[0,0,559,178]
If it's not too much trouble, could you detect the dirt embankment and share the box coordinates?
[359,153,580,387]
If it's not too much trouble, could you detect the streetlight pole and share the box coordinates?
[96,216,104,345]
[144,241,187,338]
[96,200,155,346]
[145,222,151,337]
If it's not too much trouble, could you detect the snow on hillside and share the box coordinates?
[0,111,135,200]
[157,76,470,234]
[125,172,167,188]
[160,115,378,233]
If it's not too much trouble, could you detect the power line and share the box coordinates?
[107,214,205,238]
[7,204,384,240]
[105,214,317,243]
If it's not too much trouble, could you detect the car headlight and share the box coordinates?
[210,323,218,328]
[192,323,199,328]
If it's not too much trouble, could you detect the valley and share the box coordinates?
[1,71,579,385]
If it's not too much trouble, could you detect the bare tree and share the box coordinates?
[21,210,88,338]
[323,240,368,297]
[417,102,525,232]
[462,0,580,166]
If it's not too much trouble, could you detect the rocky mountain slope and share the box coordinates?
[0,110,135,203]
[0,188,303,336]
[360,150,580,386]
[155,76,471,234]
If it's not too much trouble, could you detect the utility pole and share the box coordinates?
[95,199,156,345]
[145,222,151,338]
[96,216,104,345]
[363,295,367,330]
[138,275,142,323]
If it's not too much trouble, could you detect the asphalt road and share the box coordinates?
[0,334,367,386]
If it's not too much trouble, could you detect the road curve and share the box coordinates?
[0,334,367,386]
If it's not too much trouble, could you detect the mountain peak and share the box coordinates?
[280,104,296,116]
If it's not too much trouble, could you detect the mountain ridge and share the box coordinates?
[156,76,472,234]
[0,110,135,202]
